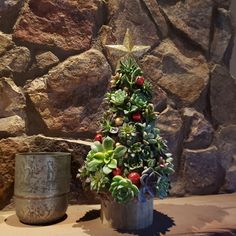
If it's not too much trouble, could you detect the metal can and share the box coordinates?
[14,152,71,224]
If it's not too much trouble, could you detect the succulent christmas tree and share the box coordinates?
[79,58,174,203]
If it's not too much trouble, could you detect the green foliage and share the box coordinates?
[130,92,148,109]
[118,123,137,145]
[82,137,127,191]
[109,175,139,203]
[156,175,170,199]
[79,57,174,203]
[90,170,110,191]
[108,89,127,106]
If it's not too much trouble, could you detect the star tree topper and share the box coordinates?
[105,29,150,67]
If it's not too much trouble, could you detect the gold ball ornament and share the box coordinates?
[115,142,121,147]
[115,117,124,126]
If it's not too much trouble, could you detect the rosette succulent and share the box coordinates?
[109,175,139,203]
[109,89,127,106]
[131,91,148,109]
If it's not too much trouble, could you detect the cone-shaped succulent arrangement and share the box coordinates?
[79,58,174,203]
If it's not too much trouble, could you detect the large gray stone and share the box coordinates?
[214,125,236,192]
[158,0,213,51]
[25,49,111,136]
[140,39,209,109]
[214,125,236,170]
[210,65,236,125]
[181,108,214,149]
[183,146,223,195]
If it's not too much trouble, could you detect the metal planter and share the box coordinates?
[14,152,71,225]
[100,197,153,230]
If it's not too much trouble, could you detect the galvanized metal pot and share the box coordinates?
[14,152,71,225]
[100,197,153,230]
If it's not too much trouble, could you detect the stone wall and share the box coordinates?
[0,0,235,209]
[230,0,236,77]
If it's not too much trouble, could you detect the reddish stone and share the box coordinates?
[13,0,104,53]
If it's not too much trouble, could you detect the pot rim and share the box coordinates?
[16,152,71,156]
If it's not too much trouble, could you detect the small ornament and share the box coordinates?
[112,167,122,176]
[128,172,140,186]
[115,117,124,126]
[159,156,164,163]
[124,87,129,92]
[94,133,103,142]
[132,112,142,122]
[115,142,121,147]
[136,76,145,86]
[109,127,119,134]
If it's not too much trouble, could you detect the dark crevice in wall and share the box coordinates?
[202,77,214,126]
[12,37,87,62]
[223,32,234,68]
[208,4,218,61]
[139,0,165,40]
[0,0,25,34]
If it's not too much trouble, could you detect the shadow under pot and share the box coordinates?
[14,152,71,225]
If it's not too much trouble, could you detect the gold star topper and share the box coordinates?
[105,29,150,68]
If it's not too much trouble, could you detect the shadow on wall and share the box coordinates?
[230,1,236,78]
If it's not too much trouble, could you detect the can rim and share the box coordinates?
[15,152,71,156]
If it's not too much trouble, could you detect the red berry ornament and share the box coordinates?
[136,76,145,86]
[94,133,103,142]
[112,167,122,176]
[132,112,142,122]
[128,172,140,186]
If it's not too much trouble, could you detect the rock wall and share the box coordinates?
[0,0,235,208]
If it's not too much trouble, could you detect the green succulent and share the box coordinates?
[143,124,159,145]
[118,58,142,83]
[109,89,127,106]
[109,175,139,203]
[90,170,110,192]
[118,123,137,145]
[156,175,170,199]
[123,102,138,115]
[131,92,148,109]
[85,137,127,175]
[142,104,156,123]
